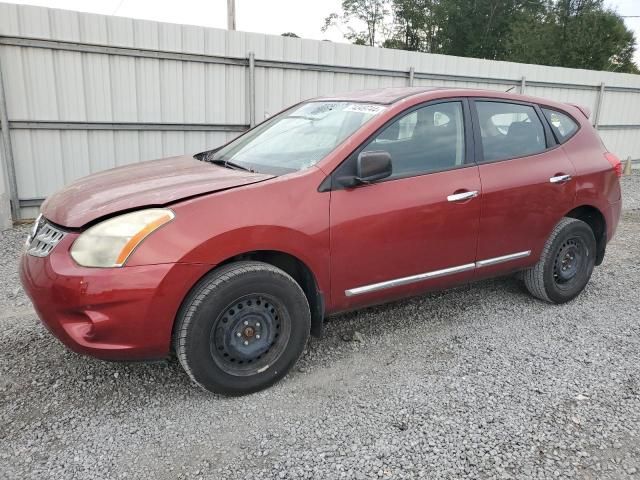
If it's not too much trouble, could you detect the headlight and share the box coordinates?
[70,209,174,267]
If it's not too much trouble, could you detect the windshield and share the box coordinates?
[203,101,386,174]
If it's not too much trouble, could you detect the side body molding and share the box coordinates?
[345,250,531,297]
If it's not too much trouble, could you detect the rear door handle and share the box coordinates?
[447,190,478,202]
[550,174,572,184]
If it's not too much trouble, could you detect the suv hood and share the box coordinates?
[42,155,274,228]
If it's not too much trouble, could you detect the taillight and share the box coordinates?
[604,152,623,178]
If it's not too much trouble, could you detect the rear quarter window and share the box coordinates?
[542,108,579,143]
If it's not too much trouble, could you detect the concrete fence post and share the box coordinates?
[624,156,633,175]
[520,76,526,94]
[408,67,415,87]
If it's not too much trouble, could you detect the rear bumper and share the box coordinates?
[19,235,212,361]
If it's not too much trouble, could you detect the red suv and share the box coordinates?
[20,87,622,395]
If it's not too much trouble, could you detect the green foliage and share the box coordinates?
[387,0,437,52]
[508,0,639,72]
[432,0,541,60]
[322,0,391,46]
[324,0,639,73]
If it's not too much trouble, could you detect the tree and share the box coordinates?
[383,0,438,52]
[322,0,638,73]
[431,0,546,61]
[508,0,639,73]
[322,0,391,46]
[505,1,556,65]
[556,0,638,72]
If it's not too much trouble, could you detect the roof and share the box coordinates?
[312,87,588,122]
[316,87,449,104]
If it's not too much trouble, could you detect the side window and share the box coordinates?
[542,108,579,143]
[362,101,465,177]
[475,101,547,162]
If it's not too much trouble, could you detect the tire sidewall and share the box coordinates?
[181,266,310,395]
[543,221,596,304]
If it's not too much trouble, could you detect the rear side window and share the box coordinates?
[475,101,547,162]
[542,108,578,143]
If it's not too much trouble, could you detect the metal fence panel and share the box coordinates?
[1,1,639,221]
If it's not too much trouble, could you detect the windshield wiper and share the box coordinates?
[208,158,255,173]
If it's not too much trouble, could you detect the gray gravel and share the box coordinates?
[622,172,640,211]
[1,178,640,480]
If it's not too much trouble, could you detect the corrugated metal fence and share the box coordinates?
[1,2,639,222]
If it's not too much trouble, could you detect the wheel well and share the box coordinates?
[565,205,607,265]
[220,251,325,337]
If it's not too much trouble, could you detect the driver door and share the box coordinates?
[329,100,481,311]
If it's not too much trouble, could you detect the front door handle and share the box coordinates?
[550,174,572,184]
[447,190,478,202]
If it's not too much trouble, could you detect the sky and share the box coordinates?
[5,0,640,64]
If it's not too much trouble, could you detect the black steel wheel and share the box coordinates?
[552,237,587,288]
[523,217,596,304]
[210,294,290,376]
[174,261,311,395]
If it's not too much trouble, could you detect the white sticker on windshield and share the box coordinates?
[343,104,387,115]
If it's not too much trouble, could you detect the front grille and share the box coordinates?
[27,216,66,258]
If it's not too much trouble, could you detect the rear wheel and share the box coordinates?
[174,261,310,395]
[523,217,596,304]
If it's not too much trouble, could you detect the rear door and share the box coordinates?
[328,99,481,311]
[470,99,576,277]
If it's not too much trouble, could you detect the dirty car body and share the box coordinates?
[20,87,622,395]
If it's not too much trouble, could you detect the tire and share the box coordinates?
[523,217,596,304]
[174,261,310,395]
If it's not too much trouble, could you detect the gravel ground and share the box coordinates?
[1,176,639,480]
[622,172,640,211]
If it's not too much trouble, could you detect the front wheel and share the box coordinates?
[523,217,596,304]
[174,261,310,395]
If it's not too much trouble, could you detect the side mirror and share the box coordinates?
[339,151,392,187]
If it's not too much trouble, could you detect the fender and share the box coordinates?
[126,167,332,304]
[180,225,330,297]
